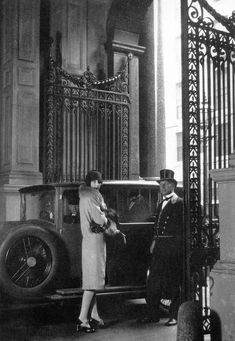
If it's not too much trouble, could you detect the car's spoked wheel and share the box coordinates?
[0,225,61,300]
[5,236,52,288]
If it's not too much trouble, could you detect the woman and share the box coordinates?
[77,170,108,333]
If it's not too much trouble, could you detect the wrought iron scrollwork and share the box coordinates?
[189,0,235,35]
[45,54,130,183]
[187,0,235,250]
[185,0,235,335]
[197,0,235,35]
[47,55,129,93]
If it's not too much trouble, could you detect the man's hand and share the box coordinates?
[150,240,156,254]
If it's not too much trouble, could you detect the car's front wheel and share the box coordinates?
[0,225,61,300]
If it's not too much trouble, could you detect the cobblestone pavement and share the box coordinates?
[0,298,177,341]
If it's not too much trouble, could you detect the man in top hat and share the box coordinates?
[138,169,183,326]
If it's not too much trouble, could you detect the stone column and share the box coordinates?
[0,0,42,221]
[139,0,166,179]
[111,32,146,179]
[210,153,235,341]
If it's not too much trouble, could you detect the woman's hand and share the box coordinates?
[104,220,119,236]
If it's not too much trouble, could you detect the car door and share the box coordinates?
[61,188,82,285]
[101,185,158,287]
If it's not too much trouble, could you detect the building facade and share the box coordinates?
[0,0,166,221]
[1,0,235,339]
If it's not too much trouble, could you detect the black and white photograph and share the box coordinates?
[0,0,234,340]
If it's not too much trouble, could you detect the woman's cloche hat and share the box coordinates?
[158,169,177,186]
[85,170,103,186]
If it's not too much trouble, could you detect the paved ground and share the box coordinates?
[0,298,178,341]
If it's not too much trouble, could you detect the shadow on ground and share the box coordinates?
[0,297,171,341]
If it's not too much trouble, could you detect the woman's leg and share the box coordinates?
[79,290,95,324]
[89,293,105,328]
[90,294,102,321]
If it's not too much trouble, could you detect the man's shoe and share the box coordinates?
[137,316,160,324]
[165,318,177,326]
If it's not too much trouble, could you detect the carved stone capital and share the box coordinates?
[112,41,146,56]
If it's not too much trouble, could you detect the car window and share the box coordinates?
[101,186,159,223]
[63,189,80,224]
[21,189,56,222]
[39,191,55,222]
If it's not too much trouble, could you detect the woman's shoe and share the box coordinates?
[90,317,106,329]
[76,319,96,333]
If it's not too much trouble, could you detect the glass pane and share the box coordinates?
[24,190,56,222]
[63,189,80,224]
[101,186,159,223]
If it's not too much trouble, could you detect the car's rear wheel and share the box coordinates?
[0,225,61,300]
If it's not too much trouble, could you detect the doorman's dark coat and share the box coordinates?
[146,193,183,320]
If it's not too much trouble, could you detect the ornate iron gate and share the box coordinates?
[44,57,130,183]
[182,0,235,335]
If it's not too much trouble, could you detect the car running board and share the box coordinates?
[46,285,146,301]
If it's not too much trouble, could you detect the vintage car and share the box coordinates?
[0,179,178,306]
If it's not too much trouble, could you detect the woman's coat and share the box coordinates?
[79,185,107,290]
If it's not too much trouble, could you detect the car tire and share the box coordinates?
[0,225,62,300]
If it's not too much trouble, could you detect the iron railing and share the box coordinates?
[44,58,130,183]
[182,0,235,335]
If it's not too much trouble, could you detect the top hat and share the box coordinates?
[158,169,177,186]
